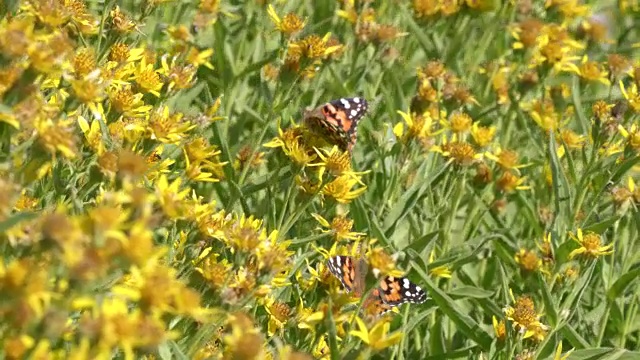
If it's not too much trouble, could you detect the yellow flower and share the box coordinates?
[312,213,365,242]
[110,5,137,33]
[492,315,506,341]
[298,303,325,333]
[350,317,403,351]
[485,147,531,171]
[367,246,404,278]
[108,84,152,117]
[446,111,473,134]
[155,175,190,219]
[471,122,497,147]
[186,47,215,70]
[148,106,196,144]
[312,336,330,359]
[432,139,482,166]
[393,110,441,148]
[35,117,78,159]
[553,341,575,360]
[311,146,352,176]
[194,249,232,288]
[77,115,105,155]
[322,175,367,204]
[428,250,452,279]
[567,55,611,86]
[264,124,317,166]
[618,123,640,151]
[264,297,291,335]
[514,248,542,272]
[496,171,530,193]
[134,58,164,96]
[267,5,306,36]
[558,128,586,150]
[568,229,614,259]
[503,290,549,341]
[619,80,640,113]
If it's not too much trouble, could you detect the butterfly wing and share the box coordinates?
[304,97,369,152]
[326,255,368,297]
[377,276,427,307]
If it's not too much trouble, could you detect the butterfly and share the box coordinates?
[303,97,369,153]
[326,255,427,316]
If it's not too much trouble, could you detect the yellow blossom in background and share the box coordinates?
[496,171,530,193]
[471,123,497,147]
[445,111,473,134]
[428,250,452,279]
[267,5,306,36]
[568,55,611,86]
[432,139,482,166]
[155,175,190,219]
[568,229,614,259]
[515,248,542,272]
[618,123,640,151]
[492,315,506,341]
[264,296,292,335]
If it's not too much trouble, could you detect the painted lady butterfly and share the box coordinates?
[303,97,369,152]
[326,255,426,316]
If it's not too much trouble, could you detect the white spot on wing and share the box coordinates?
[415,286,422,292]
[405,291,412,297]
[353,97,360,103]
[403,278,410,289]
[335,257,341,267]
[350,109,358,117]
[340,99,351,109]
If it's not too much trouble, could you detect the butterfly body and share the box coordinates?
[303,97,369,152]
[326,255,426,316]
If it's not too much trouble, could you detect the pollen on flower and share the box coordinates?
[496,171,528,193]
[448,142,477,166]
[109,42,131,63]
[515,249,541,272]
[568,230,614,259]
[73,48,97,76]
[448,112,473,134]
[510,296,535,326]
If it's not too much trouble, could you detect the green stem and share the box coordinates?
[276,166,302,230]
[595,301,611,347]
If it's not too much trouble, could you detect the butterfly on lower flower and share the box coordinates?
[326,255,427,317]
[303,97,369,153]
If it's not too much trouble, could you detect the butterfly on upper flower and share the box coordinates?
[325,255,427,317]
[303,97,369,153]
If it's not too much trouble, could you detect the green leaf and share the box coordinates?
[402,230,439,254]
[607,266,640,301]
[583,216,620,234]
[412,263,494,351]
[537,272,558,326]
[0,211,38,233]
[447,286,494,299]
[563,348,640,360]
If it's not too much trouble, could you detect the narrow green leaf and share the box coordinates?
[447,286,494,299]
[607,266,640,301]
[0,211,38,233]
[583,216,620,234]
[412,264,494,350]
[537,272,558,326]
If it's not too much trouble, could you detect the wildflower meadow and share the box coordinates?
[1,0,640,359]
